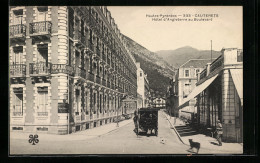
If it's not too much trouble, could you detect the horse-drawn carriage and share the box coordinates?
[136,108,159,136]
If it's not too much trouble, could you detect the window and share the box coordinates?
[13,88,23,116]
[100,94,102,113]
[13,9,23,25]
[185,70,190,77]
[184,83,190,97]
[13,46,23,65]
[69,40,73,66]
[140,72,142,77]
[37,44,48,64]
[85,91,88,115]
[76,89,80,113]
[37,87,48,116]
[37,7,48,21]
[93,92,96,114]
[68,8,74,38]
[195,69,200,76]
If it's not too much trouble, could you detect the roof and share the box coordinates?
[180,59,215,68]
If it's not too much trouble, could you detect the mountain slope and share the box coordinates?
[156,46,221,68]
[123,35,174,96]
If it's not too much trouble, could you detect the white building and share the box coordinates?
[136,62,150,108]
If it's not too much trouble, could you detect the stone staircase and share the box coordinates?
[174,125,198,137]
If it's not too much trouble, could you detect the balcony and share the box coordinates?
[9,64,26,78]
[9,24,26,42]
[37,112,48,116]
[75,67,86,79]
[29,21,52,39]
[200,69,207,79]
[96,75,101,84]
[13,112,23,116]
[87,72,95,82]
[51,64,74,76]
[29,62,51,76]
[210,56,224,73]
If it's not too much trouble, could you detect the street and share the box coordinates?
[11,110,239,155]
[10,111,194,155]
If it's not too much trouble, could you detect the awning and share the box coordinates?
[178,74,219,108]
[230,69,243,106]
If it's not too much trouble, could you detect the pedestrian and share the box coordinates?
[215,120,223,146]
[133,110,138,134]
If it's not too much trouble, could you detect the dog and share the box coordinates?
[188,139,200,154]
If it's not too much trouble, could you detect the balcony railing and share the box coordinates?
[87,72,95,81]
[29,21,52,35]
[200,69,207,79]
[51,64,74,76]
[29,62,51,76]
[210,56,224,73]
[9,64,26,77]
[75,67,86,78]
[37,112,48,116]
[13,112,23,116]
[9,24,26,38]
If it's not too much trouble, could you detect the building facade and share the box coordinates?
[195,48,243,142]
[9,6,137,134]
[152,97,166,108]
[136,62,150,108]
[171,59,214,116]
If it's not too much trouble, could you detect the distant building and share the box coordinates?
[152,97,166,108]
[136,93,143,109]
[136,62,150,108]
[172,59,214,117]
[181,48,243,143]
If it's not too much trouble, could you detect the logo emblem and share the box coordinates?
[28,134,39,145]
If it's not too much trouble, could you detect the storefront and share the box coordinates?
[180,48,243,143]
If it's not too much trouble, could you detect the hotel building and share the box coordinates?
[9,6,137,134]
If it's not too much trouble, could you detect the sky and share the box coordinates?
[107,6,243,52]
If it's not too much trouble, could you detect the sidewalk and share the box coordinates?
[163,111,243,154]
[10,118,133,142]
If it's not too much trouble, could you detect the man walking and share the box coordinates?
[133,110,138,134]
[215,120,223,146]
